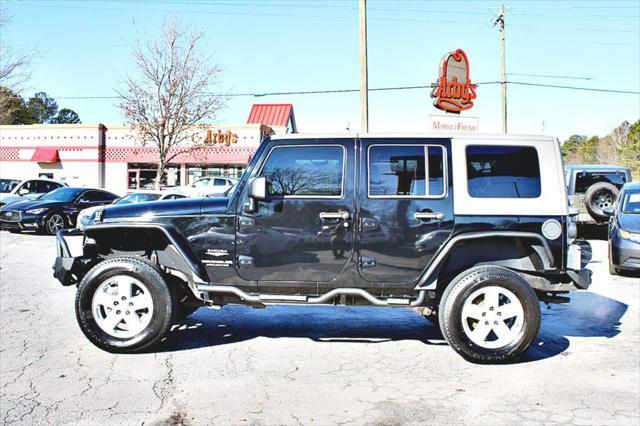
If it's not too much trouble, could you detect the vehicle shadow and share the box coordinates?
[157,290,628,363]
[157,305,446,353]
[521,291,628,363]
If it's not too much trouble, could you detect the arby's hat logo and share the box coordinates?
[430,49,477,114]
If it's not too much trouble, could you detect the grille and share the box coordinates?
[0,210,21,222]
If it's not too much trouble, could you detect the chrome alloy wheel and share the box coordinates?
[91,275,154,338]
[461,286,525,349]
[47,214,65,234]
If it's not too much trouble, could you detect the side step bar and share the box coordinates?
[196,285,426,307]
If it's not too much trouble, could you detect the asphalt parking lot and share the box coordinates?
[0,231,638,425]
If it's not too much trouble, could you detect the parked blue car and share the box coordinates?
[604,181,640,275]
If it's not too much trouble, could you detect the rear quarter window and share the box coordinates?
[466,145,541,198]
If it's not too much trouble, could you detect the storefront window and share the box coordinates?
[186,164,245,183]
[128,163,181,190]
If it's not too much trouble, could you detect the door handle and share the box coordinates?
[319,210,350,220]
[414,211,444,221]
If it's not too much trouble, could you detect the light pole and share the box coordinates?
[359,0,369,133]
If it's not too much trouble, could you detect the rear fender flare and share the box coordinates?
[414,231,555,291]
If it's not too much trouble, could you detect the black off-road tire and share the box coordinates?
[75,257,177,353]
[438,265,541,363]
[585,182,619,222]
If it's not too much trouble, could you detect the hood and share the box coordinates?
[101,197,229,223]
[1,199,67,211]
[619,213,640,233]
[0,194,39,205]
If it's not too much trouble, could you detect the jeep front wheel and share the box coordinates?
[75,257,176,353]
[439,265,541,363]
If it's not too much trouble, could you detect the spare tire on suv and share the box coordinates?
[584,182,619,222]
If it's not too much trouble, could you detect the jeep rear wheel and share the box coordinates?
[75,257,176,353]
[439,265,541,363]
[585,182,618,222]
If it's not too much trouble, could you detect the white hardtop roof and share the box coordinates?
[270,132,557,142]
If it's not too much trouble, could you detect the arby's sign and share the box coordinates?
[430,49,477,114]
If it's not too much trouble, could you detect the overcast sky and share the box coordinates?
[2,0,639,140]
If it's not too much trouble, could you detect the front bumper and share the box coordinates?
[611,236,640,271]
[53,228,86,286]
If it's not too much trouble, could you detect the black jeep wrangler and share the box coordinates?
[55,134,591,363]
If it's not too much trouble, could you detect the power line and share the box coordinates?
[508,81,639,95]
[51,80,639,100]
[507,73,593,81]
[15,3,640,33]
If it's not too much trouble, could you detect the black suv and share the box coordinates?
[55,135,591,363]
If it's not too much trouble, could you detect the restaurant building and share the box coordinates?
[0,104,297,196]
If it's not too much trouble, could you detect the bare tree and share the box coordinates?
[117,18,225,189]
[0,9,33,121]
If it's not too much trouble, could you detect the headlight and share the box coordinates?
[25,208,48,215]
[619,229,640,244]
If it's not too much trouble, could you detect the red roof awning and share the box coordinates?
[31,147,59,163]
[247,103,297,132]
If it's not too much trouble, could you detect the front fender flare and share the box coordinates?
[84,222,209,284]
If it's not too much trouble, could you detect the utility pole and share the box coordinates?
[492,4,507,133]
[359,0,369,133]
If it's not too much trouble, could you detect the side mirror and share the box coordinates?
[248,177,267,201]
[17,188,29,196]
[244,177,267,213]
[602,206,615,216]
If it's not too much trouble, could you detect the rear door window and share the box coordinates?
[368,145,446,197]
[466,145,541,198]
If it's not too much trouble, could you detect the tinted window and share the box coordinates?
[82,191,116,202]
[163,194,186,200]
[18,180,38,194]
[368,145,446,197]
[261,145,344,197]
[428,146,445,196]
[36,180,61,193]
[213,178,227,186]
[466,145,541,198]
[575,171,628,193]
[0,179,20,193]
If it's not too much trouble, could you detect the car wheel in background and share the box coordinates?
[44,213,66,235]
[439,265,541,363]
[585,182,619,222]
[75,257,176,353]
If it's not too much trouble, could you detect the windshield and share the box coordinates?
[621,191,640,214]
[116,193,161,205]
[39,187,84,202]
[0,179,20,193]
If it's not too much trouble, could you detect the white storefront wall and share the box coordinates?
[0,123,266,196]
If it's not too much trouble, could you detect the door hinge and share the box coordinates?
[359,256,376,269]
